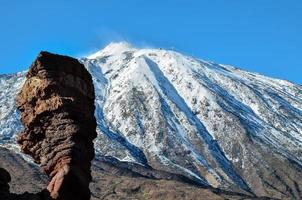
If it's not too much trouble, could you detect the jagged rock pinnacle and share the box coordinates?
[16,51,97,200]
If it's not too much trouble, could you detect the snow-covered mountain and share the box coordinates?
[1,42,302,199]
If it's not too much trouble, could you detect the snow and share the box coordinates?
[87,42,135,59]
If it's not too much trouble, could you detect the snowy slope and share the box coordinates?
[0,72,25,144]
[1,42,302,198]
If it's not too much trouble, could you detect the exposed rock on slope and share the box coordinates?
[15,52,97,200]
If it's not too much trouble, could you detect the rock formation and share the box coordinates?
[15,51,97,200]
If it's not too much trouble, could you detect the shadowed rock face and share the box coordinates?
[15,51,97,200]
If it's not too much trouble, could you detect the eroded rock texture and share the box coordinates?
[15,51,97,200]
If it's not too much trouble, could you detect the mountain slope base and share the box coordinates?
[1,147,273,200]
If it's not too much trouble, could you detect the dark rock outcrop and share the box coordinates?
[0,168,50,200]
[0,147,50,200]
[15,51,97,200]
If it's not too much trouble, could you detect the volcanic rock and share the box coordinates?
[15,51,97,200]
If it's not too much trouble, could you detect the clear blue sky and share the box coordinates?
[0,0,301,84]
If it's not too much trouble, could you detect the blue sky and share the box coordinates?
[0,0,301,84]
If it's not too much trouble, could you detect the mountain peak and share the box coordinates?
[88,42,135,59]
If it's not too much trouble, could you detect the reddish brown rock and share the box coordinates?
[16,51,97,200]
